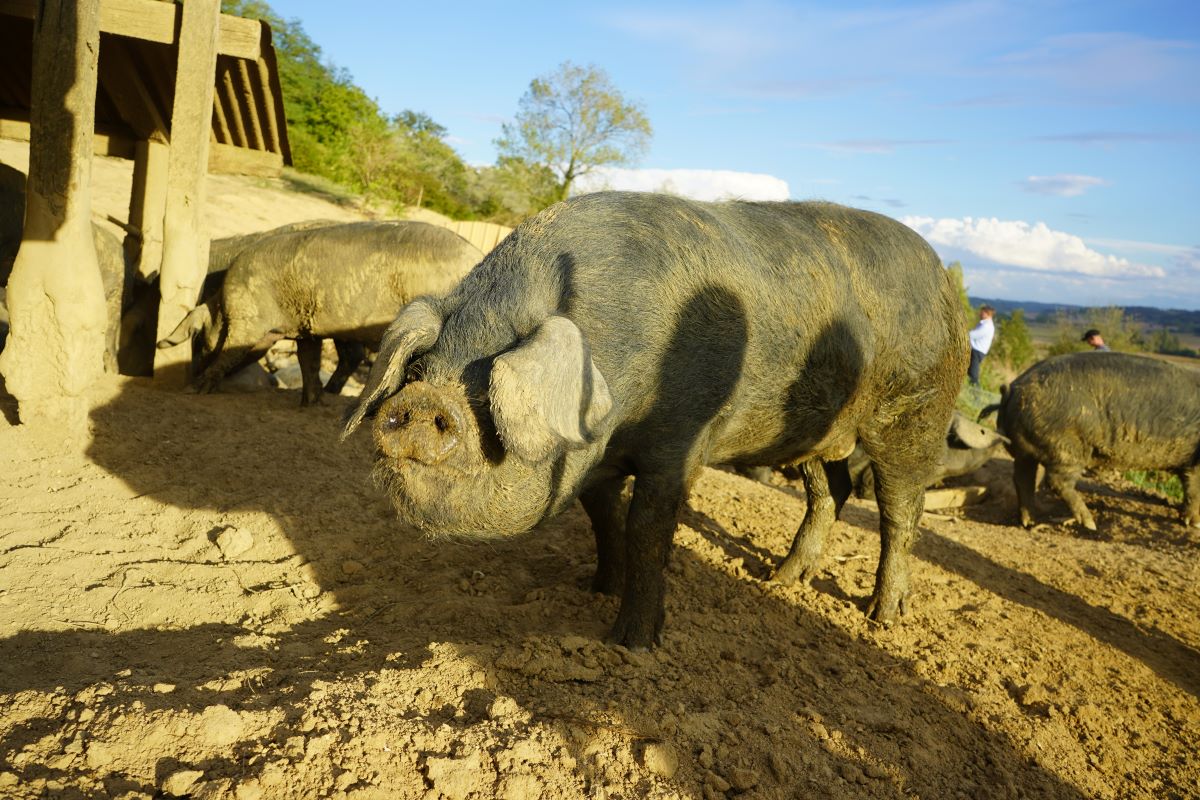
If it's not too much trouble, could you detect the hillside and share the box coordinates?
[971,295,1200,333]
[1,148,1199,799]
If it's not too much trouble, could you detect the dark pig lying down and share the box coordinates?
[342,191,968,648]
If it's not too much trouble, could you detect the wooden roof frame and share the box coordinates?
[0,0,292,175]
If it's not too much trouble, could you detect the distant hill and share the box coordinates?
[969,296,1200,334]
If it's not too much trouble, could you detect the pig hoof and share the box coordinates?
[865,592,907,625]
[590,574,622,596]
[606,612,663,651]
[770,560,814,586]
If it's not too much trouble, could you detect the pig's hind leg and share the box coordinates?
[772,459,846,585]
[1044,462,1096,530]
[324,340,366,396]
[296,335,324,406]
[195,321,282,393]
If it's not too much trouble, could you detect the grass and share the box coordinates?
[1124,469,1185,502]
[956,383,1002,427]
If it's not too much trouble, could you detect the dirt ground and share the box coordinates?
[1,149,1199,799]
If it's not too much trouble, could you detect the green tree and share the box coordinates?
[945,261,973,327]
[990,308,1035,372]
[496,62,652,203]
[1048,306,1145,355]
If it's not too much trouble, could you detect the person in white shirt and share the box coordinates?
[967,305,995,386]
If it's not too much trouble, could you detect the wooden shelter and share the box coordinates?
[0,0,291,177]
[0,0,293,426]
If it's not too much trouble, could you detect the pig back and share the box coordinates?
[1002,351,1200,471]
[441,192,966,463]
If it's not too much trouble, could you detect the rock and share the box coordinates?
[196,704,244,747]
[215,527,254,559]
[162,769,205,797]
[341,559,365,576]
[273,364,330,390]
[728,767,759,792]
[924,486,987,510]
[704,771,731,793]
[498,774,544,800]
[84,741,117,771]
[425,752,492,800]
[219,363,276,393]
[153,682,177,693]
[641,742,680,779]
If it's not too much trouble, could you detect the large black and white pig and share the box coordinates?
[342,192,968,648]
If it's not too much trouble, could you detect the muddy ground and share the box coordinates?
[1,369,1198,800]
[1,146,1198,799]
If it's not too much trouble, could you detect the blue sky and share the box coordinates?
[269,0,1200,310]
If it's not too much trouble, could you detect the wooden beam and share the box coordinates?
[255,57,281,153]
[0,0,262,60]
[236,58,264,150]
[218,62,249,147]
[208,141,282,177]
[0,116,137,159]
[154,0,220,384]
[128,138,169,280]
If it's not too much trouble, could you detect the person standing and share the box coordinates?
[1082,328,1110,350]
[967,305,996,386]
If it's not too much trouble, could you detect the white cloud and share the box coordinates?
[902,216,1165,279]
[572,167,790,202]
[1020,174,1108,197]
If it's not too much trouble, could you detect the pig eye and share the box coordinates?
[434,414,449,433]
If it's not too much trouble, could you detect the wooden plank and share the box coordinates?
[237,58,264,150]
[0,0,261,59]
[255,57,280,152]
[128,138,169,280]
[207,141,282,177]
[219,63,249,147]
[0,116,136,159]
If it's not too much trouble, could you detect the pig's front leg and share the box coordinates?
[607,473,683,650]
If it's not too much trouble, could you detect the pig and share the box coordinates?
[979,351,1200,530]
[157,220,483,405]
[341,191,968,649]
[849,410,1009,497]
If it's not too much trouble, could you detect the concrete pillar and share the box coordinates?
[0,0,106,431]
[153,0,220,384]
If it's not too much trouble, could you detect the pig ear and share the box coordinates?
[489,315,613,462]
[156,302,212,348]
[341,299,443,440]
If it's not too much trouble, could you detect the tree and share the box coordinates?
[1047,306,1145,355]
[990,308,1035,372]
[945,261,973,327]
[496,62,652,202]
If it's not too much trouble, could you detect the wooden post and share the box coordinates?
[0,0,106,431]
[153,0,220,384]
[129,137,169,281]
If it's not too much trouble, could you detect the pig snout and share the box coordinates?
[374,382,466,465]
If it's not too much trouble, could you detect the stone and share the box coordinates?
[641,742,680,779]
[162,769,205,797]
[215,527,254,559]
